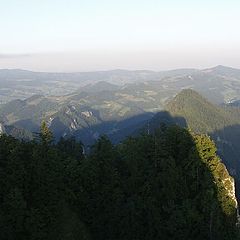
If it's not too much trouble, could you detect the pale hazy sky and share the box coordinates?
[0,0,239,71]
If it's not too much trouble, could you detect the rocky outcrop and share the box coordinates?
[0,123,5,134]
[221,165,238,208]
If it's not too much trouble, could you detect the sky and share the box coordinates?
[0,0,239,71]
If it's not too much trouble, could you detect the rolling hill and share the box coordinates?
[1,65,240,104]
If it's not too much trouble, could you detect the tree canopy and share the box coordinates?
[0,124,239,240]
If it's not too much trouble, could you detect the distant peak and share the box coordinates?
[215,65,227,68]
[212,65,234,70]
[174,88,201,97]
[167,89,208,109]
[203,65,240,74]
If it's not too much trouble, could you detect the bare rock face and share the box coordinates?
[0,123,5,134]
[221,164,238,208]
[220,165,240,226]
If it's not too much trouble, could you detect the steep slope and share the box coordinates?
[0,122,32,140]
[148,89,240,198]
[146,89,240,136]
[0,123,5,134]
[165,89,238,133]
[0,95,59,132]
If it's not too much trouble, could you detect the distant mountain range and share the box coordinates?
[1,65,240,104]
[2,65,240,145]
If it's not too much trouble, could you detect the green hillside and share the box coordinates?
[166,89,240,133]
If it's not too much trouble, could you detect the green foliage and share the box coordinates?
[0,125,239,240]
[193,134,237,221]
[40,120,53,145]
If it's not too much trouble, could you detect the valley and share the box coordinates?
[1,65,240,145]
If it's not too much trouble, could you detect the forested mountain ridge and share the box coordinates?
[164,89,240,171]
[0,123,239,239]
[147,89,240,201]
[166,89,240,133]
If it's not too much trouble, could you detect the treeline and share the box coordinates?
[0,123,239,239]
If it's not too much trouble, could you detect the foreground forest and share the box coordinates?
[0,123,239,240]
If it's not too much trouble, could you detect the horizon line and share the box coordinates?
[0,65,237,74]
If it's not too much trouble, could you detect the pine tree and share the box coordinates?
[40,121,53,145]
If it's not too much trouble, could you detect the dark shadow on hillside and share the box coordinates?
[146,110,187,130]
[52,112,155,145]
[51,111,187,147]
[14,119,39,132]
